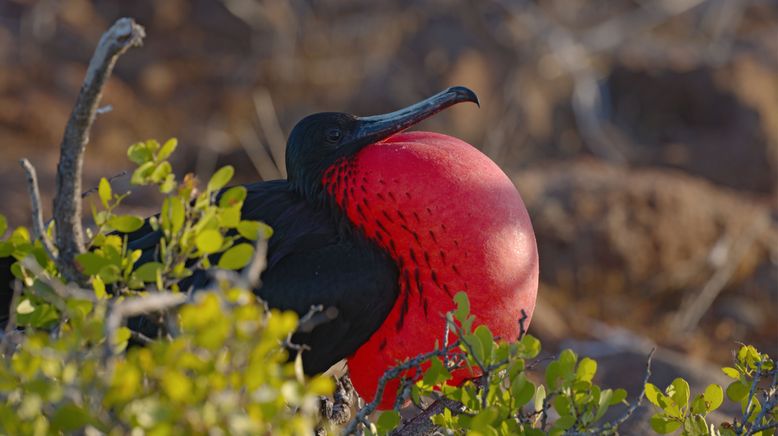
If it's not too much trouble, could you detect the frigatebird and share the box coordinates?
[1,87,539,408]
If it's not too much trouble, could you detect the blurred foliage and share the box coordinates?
[0,138,331,434]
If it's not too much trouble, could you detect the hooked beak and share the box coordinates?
[352,86,479,146]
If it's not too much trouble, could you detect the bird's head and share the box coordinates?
[285,86,479,199]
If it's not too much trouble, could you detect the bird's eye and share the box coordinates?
[325,128,342,144]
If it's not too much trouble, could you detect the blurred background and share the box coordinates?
[0,0,776,422]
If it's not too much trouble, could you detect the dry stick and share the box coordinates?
[103,292,187,364]
[19,159,57,260]
[253,88,288,178]
[52,18,145,284]
[81,170,128,198]
[241,235,269,289]
[21,257,96,303]
[238,127,283,181]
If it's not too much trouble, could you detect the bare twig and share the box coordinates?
[20,257,96,303]
[296,305,339,334]
[104,292,187,363]
[19,159,57,259]
[253,88,287,178]
[241,235,269,289]
[81,170,128,198]
[238,127,283,181]
[518,308,528,340]
[52,18,145,284]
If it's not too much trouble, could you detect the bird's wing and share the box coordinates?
[128,180,399,374]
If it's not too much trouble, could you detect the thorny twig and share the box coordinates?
[52,18,145,284]
[80,170,128,198]
[19,159,57,259]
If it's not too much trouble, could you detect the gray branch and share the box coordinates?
[52,18,145,284]
[19,159,57,260]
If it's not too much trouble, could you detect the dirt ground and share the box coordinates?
[1,0,776,407]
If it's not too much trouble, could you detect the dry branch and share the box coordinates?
[19,159,57,259]
[52,18,145,283]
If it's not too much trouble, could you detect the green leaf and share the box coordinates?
[520,334,541,359]
[669,378,690,409]
[219,186,247,208]
[474,325,494,362]
[127,141,154,164]
[92,276,108,299]
[423,357,452,386]
[546,361,561,390]
[553,395,572,417]
[645,383,662,407]
[149,161,172,183]
[207,165,234,192]
[98,177,112,208]
[650,415,682,434]
[610,388,627,405]
[131,161,156,185]
[554,415,576,430]
[157,138,178,160]
[237,220,273,241]
[109,215,144,233]
[51,402,92,432]
[511,374,535,408]
[576,357,597,382]
[161,369,192,403]
[99,264,121,284]
[464,333,485,364]
[691,395,708,415]
[703,384,723,412]
[722,367,740,379]
[134,262,163,282]
[726,381,749,403]
[219,206,241,228]
[66,299,93,319]
[113,327,132,353]
[375,411,401,435]
[0,214,7,236]
[217,243,254,270]
[195,229,224,254]
[534,385,546,413]
[76,252,111,276]
[453,292,470,322]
